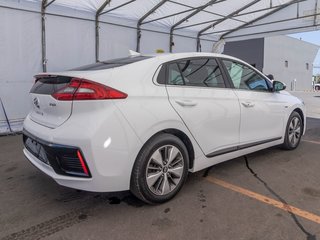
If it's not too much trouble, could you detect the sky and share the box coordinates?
[289,31,320,75]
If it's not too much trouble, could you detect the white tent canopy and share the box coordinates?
[28,0,320,45]
[0,0,319,133]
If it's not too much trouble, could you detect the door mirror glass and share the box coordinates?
[273,81,286,92]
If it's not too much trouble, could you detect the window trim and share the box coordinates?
[219,58,273,93]
[156,57,232,89]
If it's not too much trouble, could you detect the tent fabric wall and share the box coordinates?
[99,23,137,60]
[0,6,42,133]
[46,15,96,71]
[0,0,216,134]
[0,0,319,134]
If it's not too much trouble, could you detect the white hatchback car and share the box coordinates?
[23,52,305,204]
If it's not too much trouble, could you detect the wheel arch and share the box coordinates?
[136,128,195,170]
[293,107,305,130]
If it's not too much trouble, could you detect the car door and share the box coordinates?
[164,57,240,156]
[221,59,286,145]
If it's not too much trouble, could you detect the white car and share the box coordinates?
[23,52,305,204]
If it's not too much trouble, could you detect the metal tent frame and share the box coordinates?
[41,0,56,72]
[168,0,221,52]
[1,0,319,134]
[3,0,319,71]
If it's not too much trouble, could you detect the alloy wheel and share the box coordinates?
[288,116,301,146]
[146,145,184,196]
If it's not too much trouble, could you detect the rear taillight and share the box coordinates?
[52,78,127,101]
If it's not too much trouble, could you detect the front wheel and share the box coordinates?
[282,111,303,150]
[130,133,189,204]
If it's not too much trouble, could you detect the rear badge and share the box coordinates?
[33,97,40,109]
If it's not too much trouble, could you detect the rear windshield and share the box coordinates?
[30,76,72,95]
[71,56,153,71]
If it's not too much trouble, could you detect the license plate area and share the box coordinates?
[24,136,50,165]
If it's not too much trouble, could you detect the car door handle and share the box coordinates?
[241,102,255,108]
[175,99,198,107]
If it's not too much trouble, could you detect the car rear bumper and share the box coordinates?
[22,103,142,192]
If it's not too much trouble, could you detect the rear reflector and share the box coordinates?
[52,78,127,101]
[77,150,89,176]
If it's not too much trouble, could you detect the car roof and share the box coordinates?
[149,52,241,63]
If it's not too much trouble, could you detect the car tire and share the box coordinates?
[130,133,189,204]
[282,111,303,150]
[315,86,320,91]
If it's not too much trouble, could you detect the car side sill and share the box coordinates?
[206,137,282,158]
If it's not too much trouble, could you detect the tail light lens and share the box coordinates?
[52,78,127,101]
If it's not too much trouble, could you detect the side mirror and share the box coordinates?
[273,81,286,92]
[267,74,274,81]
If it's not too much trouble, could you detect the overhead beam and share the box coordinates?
[202,2,313,36]
[169,0,220,52]
[45,0,56,8]
[221,22,320,40]
[178,0,263,31]
[196,0,261,52]
[99,0,135,16]
[141,8,195,25]
[136,0,169,52]
[220,0,303,39]
[41,0,56,72]
[168,0,244,24]
[95,0,111,62]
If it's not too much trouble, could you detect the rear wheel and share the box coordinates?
[282,111,303,150]
[315,86,320,91]
[130,133,189,204]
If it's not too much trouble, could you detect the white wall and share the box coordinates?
[46,15,95,72]
[0,7,42,133]
[140,30,170,54]
[0,2,214,134]
[200,40,214,53]
[99,23,137,60]
[263,36,319,91]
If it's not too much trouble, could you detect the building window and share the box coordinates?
[306,63,309,70]
[285,61,288,68]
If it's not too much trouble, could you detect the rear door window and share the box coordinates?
[168,63,185,85]
[167,58,226,88]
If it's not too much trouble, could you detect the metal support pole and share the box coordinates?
[136,0,169,52]
[41,0,47,72]
[221,0,302,39]
[100,0,135,16]
[169,0,219,53]
[41,0,56,72]
[95,0,112,62]
[0,97,12,133]
[196,0,260,52]
[196,32,201,52]
[314,0,318,25]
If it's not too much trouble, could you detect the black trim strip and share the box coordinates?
[206,137,282,158]
[22,129,92,178]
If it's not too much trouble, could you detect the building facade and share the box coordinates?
[224,36,319,91]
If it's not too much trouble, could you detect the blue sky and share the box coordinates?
[289,31,320,75]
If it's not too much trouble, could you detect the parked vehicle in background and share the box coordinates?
[23,52,306,204]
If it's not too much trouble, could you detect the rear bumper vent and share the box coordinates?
[23,130,91,178]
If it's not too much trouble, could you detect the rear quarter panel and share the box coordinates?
[110,59,205,169]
